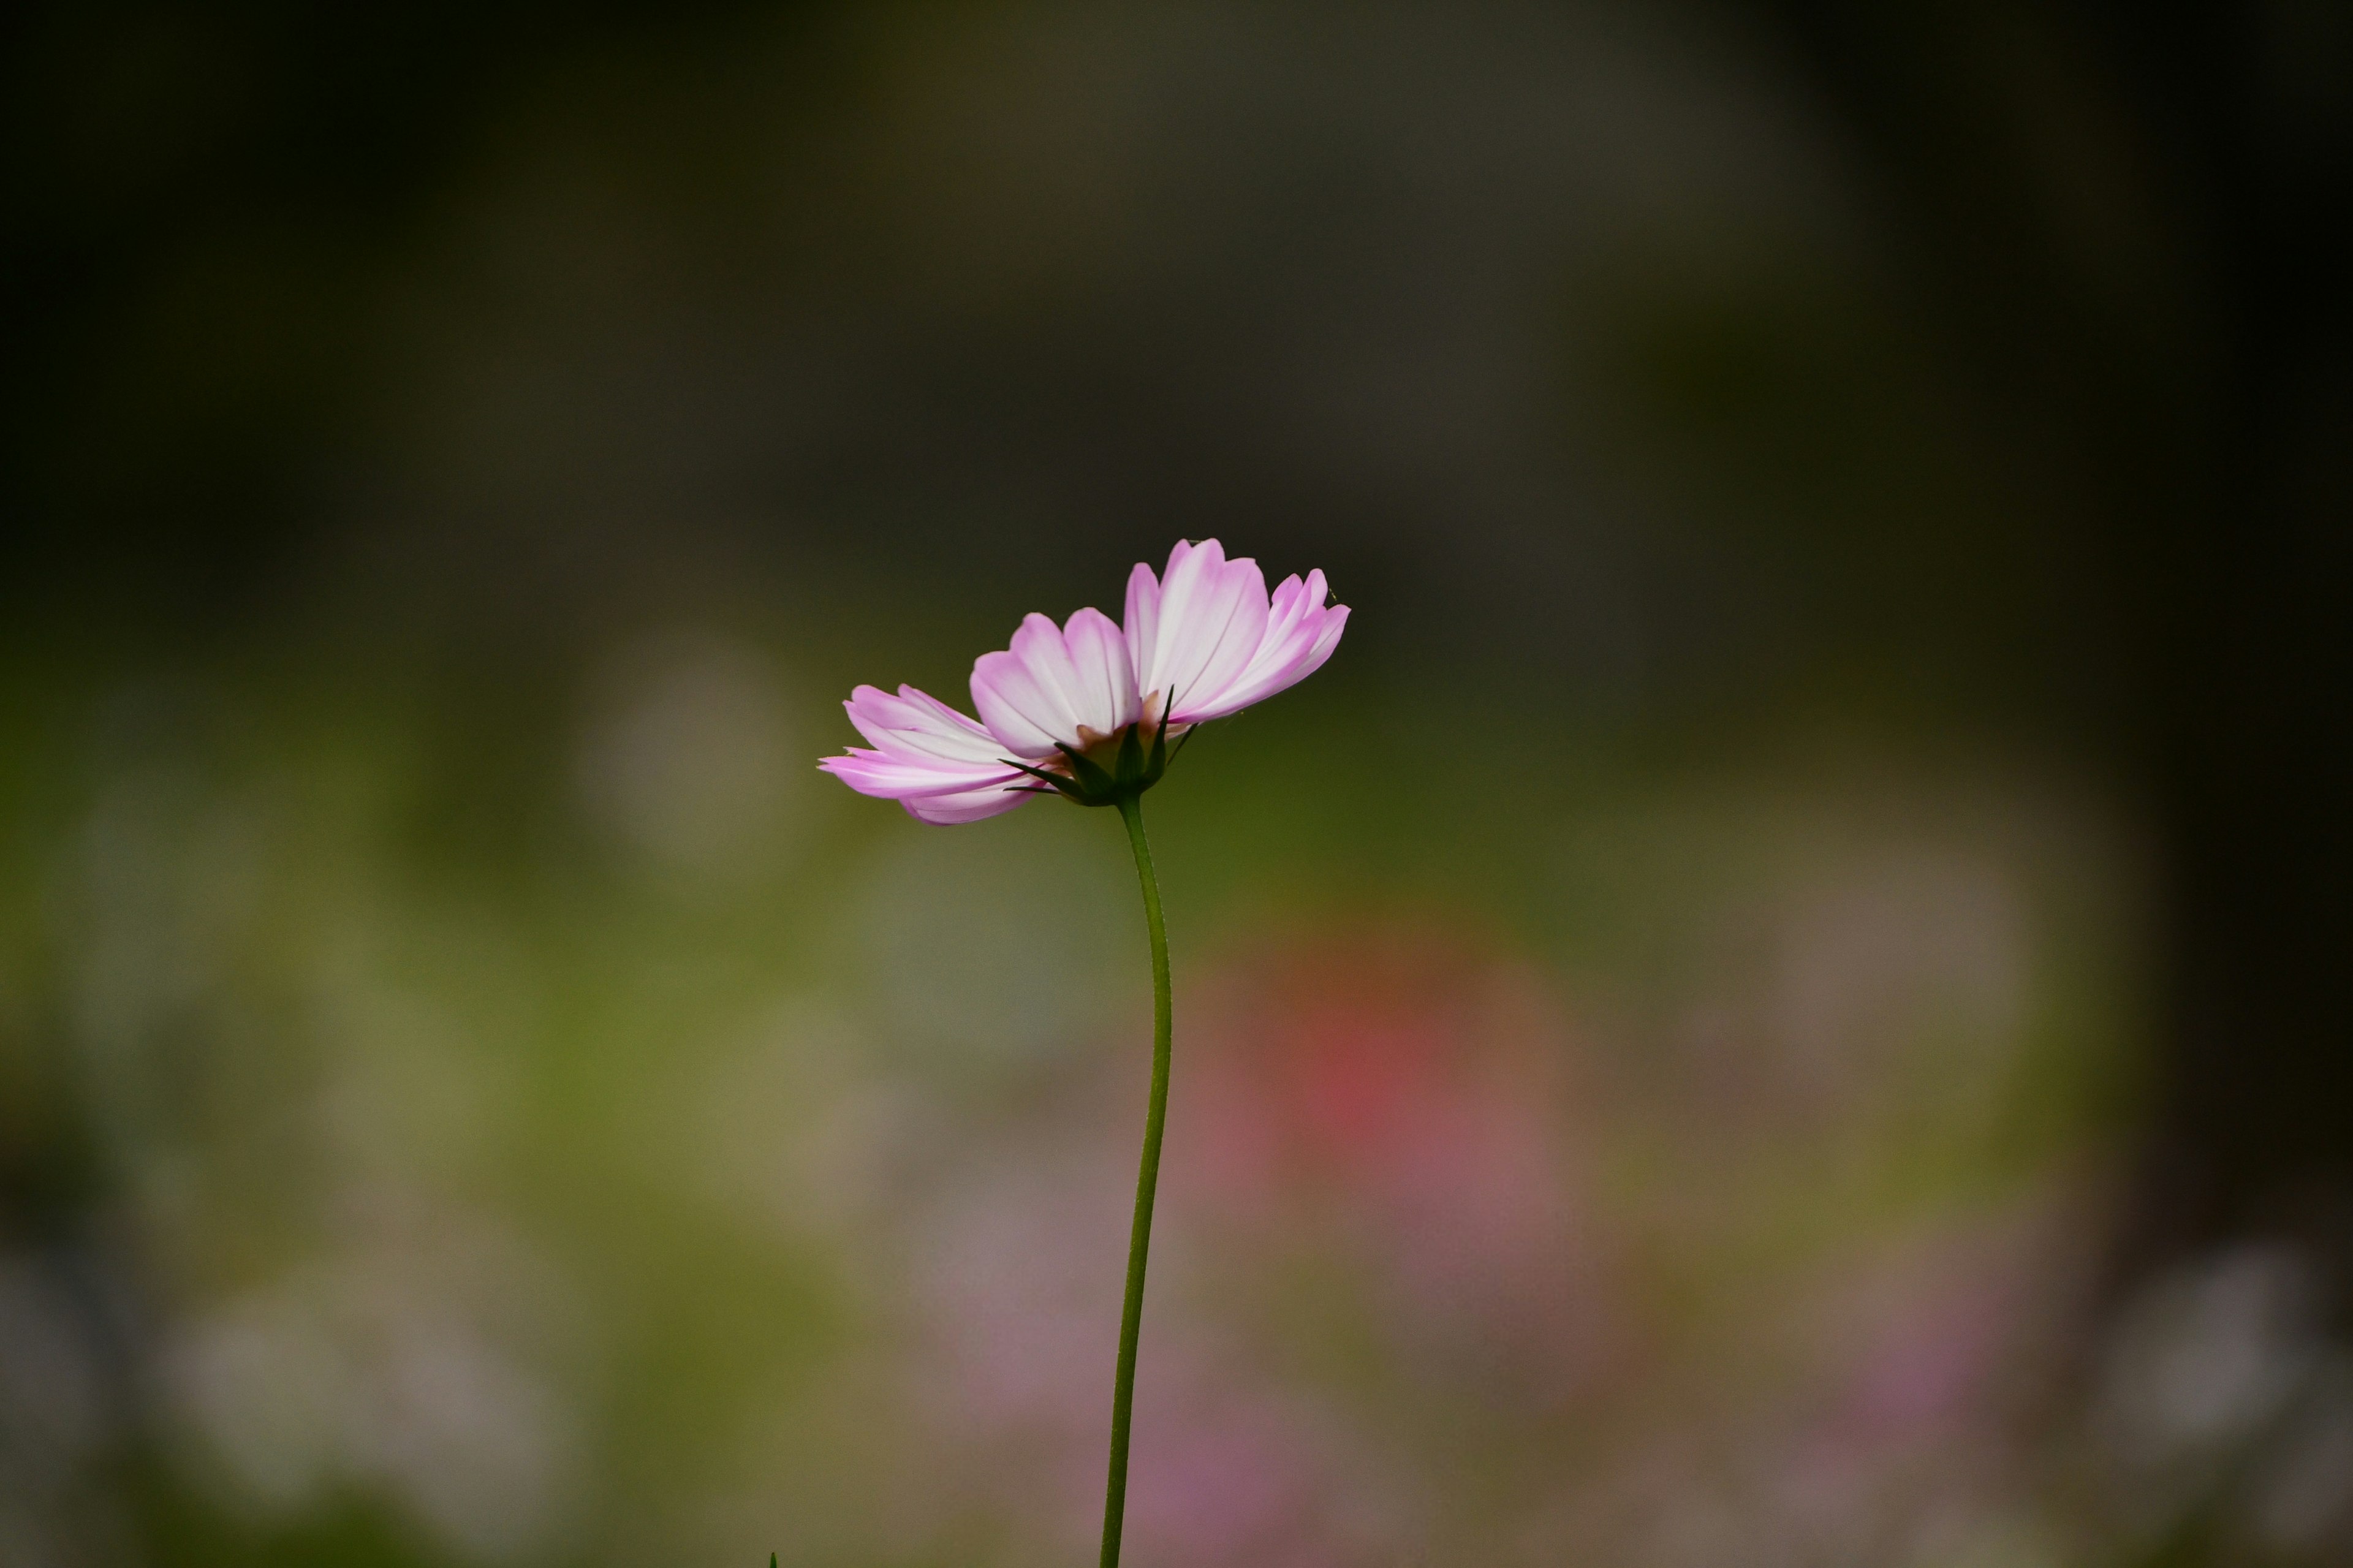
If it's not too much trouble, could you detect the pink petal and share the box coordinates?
[971,607,1140,756]
[1305,601,1349,667]
[900,779,1040,824]
[1062,606,1142,737]
[1167,568,1347,722]
[1124,560,1160,691]
[1200,571,1320,715]
[971,613,1082,757]
[1135,539,1270,716]
[819,748,1020,798]
[845,684,1009,766]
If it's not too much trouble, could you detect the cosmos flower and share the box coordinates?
[820,539,1347,823]
[817,539,1347,1568]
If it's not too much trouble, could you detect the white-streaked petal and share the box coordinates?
[1188,553,1271,708]
[1142,538,1220,697]
[1123,558,1162,697]
[1140,540,1270,715]
[1062,606,1141,737]
[972,607,1140,756]
[1170,571,1348,722]
[900,778,1040,824]
[1133,539,1215,699]
[1213,572,1324,710]
[844,684,1009,766]
[1285,602,1349,686]
[972,613,1085,757]
[819,748,1019,798]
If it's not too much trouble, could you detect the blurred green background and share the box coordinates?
[3,3,2348,1566]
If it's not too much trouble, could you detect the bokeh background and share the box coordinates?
[4,2,2349,1565]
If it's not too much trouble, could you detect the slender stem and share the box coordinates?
[1101,793,1172,1568]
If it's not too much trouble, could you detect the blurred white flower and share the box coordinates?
[577,631,805,877]
[2099,1246,2316,1464]
[164,1212,583,1564]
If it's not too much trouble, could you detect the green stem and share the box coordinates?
[1101,793,1172,1568]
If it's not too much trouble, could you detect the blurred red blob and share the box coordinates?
[1175,921,1615,1396]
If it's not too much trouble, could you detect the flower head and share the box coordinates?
[820,540,1348,822]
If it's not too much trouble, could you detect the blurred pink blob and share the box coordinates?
[1178,924,1614,1393]
[1767,1213,2074,1550]
[1124,1370,1382,1568]
[909,1138,1396,1564]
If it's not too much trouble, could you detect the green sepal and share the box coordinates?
[1000,758,1087,801]
[1143,716,1168,786]
[996,711,1203,811]
[1056,742,1118,801]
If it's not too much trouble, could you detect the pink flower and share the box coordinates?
[821,540,1348,823]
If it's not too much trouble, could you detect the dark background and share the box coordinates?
[3,3,2347,1565]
